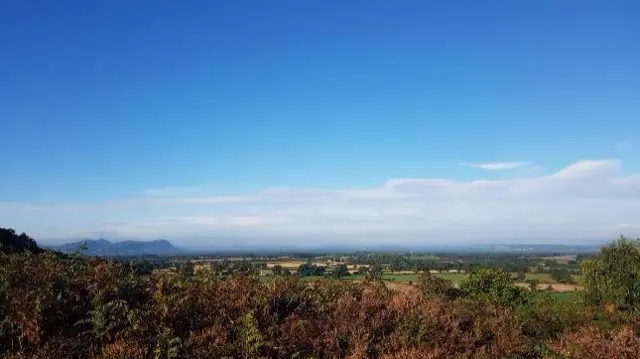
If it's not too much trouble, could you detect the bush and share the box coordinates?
[417,271,458,300]
[581,236,640,312]
[516,294,587,341]
[459,268,531,308]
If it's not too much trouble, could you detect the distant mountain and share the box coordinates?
[52,238,180,256]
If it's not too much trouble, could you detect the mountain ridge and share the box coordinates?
[50,238,180,256]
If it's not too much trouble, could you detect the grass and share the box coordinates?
[525,273,554,283]
[435,272,467,284]
[542,291,580,302]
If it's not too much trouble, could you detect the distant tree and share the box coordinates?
[282,267,291,276]
[367,264,383,281]
[550,268,574,284]
[297,262,325,277]
[272,265,283,276]
[515,271,527,281]
[332,264,350,279]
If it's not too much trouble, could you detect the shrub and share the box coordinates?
[459,268,531,308]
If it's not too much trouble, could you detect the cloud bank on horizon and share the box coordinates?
[2,159,640,246]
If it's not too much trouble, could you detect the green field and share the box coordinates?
[525,273,554,283]
[435,272,468,283]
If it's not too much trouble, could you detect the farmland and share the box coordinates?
[196,251,588,294]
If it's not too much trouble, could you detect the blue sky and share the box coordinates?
[1,1,639,245]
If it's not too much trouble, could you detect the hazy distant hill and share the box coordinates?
[53,238,180,256]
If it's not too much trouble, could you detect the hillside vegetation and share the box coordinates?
[0,228,42,254]
[2,228,640,358]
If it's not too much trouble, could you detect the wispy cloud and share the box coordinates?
[2,159,640,245]
[460,161,531,170]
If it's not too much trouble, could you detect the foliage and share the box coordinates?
[331,264,350,279]
[459,268,531,308]
[296,262,325,277]
[582,236,640,312]
[237,312,263,359]
[272,265,284,276]
[416,271,458,300]
[178,261,195,277]
[515,293,587,341]
[211,259,259,277]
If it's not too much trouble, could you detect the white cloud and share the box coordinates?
[2,159,640,245]
[460,161,531,170]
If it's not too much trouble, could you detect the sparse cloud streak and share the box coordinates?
[460,161,531,170]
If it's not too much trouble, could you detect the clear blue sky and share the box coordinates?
[1,1,639,244]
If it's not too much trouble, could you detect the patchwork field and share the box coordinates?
[258,270,584,295]
[265,260,363,270]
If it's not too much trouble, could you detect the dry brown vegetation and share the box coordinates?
[2,252,639,359]
[3,229,640,358]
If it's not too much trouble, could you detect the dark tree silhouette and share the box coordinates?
[0,227,42,254]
